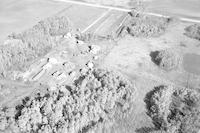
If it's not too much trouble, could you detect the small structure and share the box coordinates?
[64,32,72,39]
[63,61,75,72]
[86,61,94,69]
[89,45,101,54]
[48,58,59,64]
[43,63,52,70]
[77,40,84,45]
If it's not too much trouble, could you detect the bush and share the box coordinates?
[184,24,200,41]
[150,49,180,71]
[145,85,174,130]
[145,85,200,133]
[118,14,172,38]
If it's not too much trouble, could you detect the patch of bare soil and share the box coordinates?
[0,68,134,133]
[145,85,200,133]
[117,12,172,38]
[150,49,181,71]
[0,16,72,78]
[184,24,200,41]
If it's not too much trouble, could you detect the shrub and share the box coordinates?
[184,24,200,41]
[150,49,180,71]
[118,14,172,38]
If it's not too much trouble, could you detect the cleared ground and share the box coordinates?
[0,0,200,133]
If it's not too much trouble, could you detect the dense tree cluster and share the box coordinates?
[118,14,172,38]
[0,69,134,133]
[146,85,200,133]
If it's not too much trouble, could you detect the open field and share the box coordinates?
[146,0,200,20]
[0,0,107,44]
[70,0,200,20]
[0,0,200,133]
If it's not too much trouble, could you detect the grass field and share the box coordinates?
[0,0,200,133]
[145,0,200,20]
